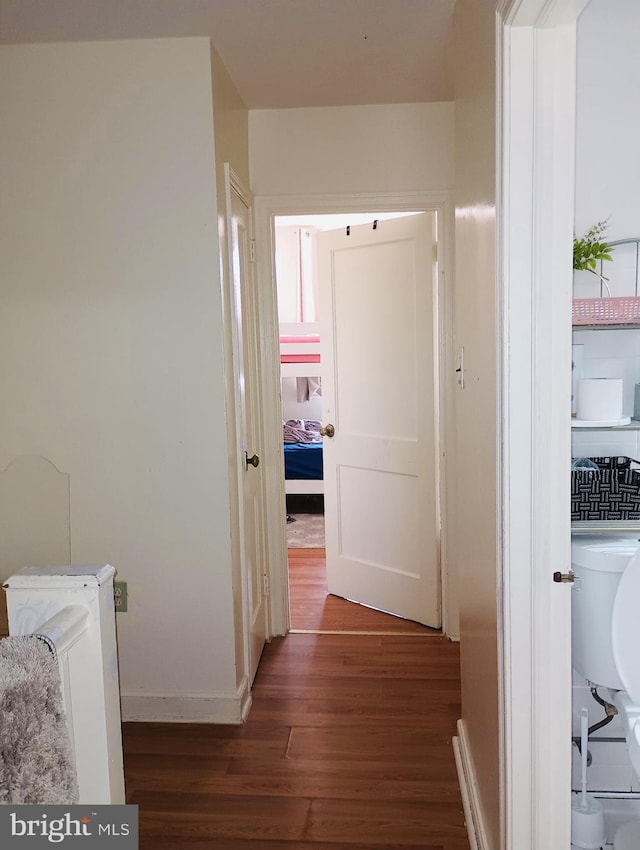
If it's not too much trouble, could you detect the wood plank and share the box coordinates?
[132,793,310,841]
[306,797,468,844]
[247,694,461,730]
[133,839,457,850]
[123,632,469,850]
[126,758,460,803]
[285,726,456,761]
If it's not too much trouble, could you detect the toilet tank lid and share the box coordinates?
[571,537,640,573]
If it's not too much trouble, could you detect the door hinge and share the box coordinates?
[456,346,464,389]
[249,240,256,263]
[263,573,270,595]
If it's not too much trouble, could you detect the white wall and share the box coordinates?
[281,378,323,423]
[575,0,640,245]
[452,1,500,847]
[574,0,640,299]
[250,101,458,636]
[0,38,245,721]
[250,103,454,196]
[572,0,640,797]
[573,0,640,452]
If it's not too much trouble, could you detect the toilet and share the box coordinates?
[572,536,640,849]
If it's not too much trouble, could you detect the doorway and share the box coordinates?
[264,199,450,631]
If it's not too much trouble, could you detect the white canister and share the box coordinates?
[577,378,624,421]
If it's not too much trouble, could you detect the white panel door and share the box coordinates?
[229,179,267,683]
[319,213,440,627]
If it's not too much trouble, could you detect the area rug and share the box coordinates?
[287,512,325,548]
[0,636,79,804]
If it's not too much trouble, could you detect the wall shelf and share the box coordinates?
[571,420,640,430]
[573,323,640,331]
[572,521,640,534]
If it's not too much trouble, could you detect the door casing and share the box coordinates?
[224,164,268,705]
[493,2,589,848]
[253,190,455,638]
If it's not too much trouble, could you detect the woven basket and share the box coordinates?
[573,296,640,326]
[571,456,640,521]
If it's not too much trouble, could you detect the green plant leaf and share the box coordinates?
[573,220,614,272]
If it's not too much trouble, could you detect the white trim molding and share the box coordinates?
[121,677,252,724]
[253,190,456,638]
[454,720,490,850]
[498,1,588,848]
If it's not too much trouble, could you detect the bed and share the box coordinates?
[279,323,321,377]
[280,323,324,495]
[283,440,324,494]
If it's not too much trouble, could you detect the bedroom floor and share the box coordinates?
[287,512,325,548]
[286,494,325,548]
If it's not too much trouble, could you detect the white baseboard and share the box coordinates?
[121,676,252,724]
[453,719,491,850]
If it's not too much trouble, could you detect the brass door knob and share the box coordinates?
[245,452,260,469]
[320,424,335,438]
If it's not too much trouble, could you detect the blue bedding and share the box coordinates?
[283,442,323,480]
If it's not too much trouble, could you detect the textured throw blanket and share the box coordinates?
[283,419,322,444]
[0,636,79,804]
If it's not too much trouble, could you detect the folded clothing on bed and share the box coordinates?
[283,419,322,444]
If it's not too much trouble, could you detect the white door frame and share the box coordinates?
[254,190,455,638]
[498,1,588,847]
[223,163,266,701]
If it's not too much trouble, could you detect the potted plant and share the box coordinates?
[573,219,614,296]
[571,220,640,326]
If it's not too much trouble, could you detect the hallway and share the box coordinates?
[123,632,469,849]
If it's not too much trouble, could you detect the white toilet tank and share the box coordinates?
[571,536,640,690]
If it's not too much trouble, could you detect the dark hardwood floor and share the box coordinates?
[122,548,468,849]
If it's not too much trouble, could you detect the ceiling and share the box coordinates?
[0,0,455,108]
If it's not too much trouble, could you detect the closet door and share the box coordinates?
[227,168,267,684]
[319,213,440,627]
